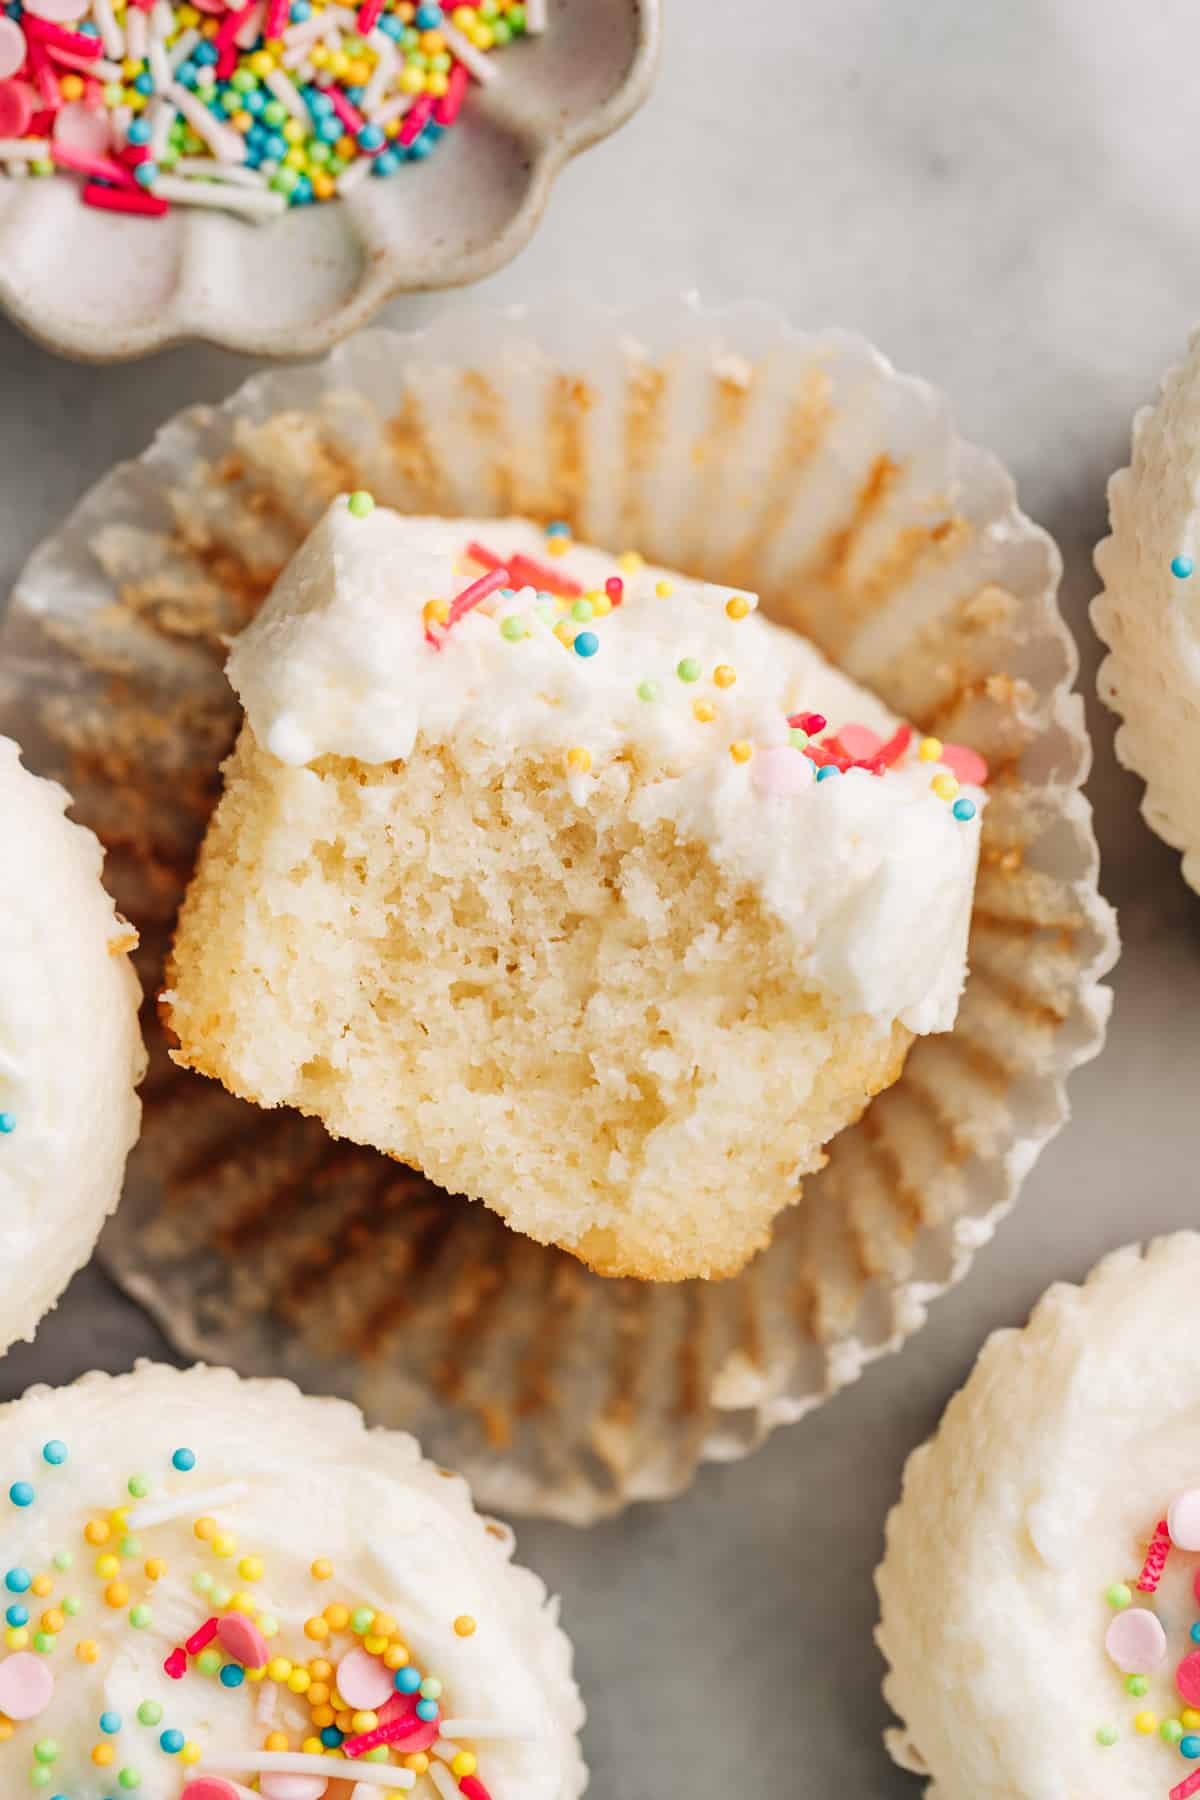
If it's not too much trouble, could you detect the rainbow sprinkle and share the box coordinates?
[0,0,536,221]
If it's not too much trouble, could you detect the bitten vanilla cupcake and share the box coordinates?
[164,499,987,1283]
[877,1236,1200,1800]
[0,735,145,1352]
[0,1362,586,1800]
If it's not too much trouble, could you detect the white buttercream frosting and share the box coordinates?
[226,504,983,1035]
[0,1363,585,1800]
[0,736,145,1352]
[877,1235,1200,1799]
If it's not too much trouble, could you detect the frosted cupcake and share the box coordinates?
[0,735,145,1352]
[0,1361,585,1799]
[1094,331,1200,892]
[877,1236,1200,1800]
[165,500,985,1282]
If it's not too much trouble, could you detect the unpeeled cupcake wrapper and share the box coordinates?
[0,297,1116,1525]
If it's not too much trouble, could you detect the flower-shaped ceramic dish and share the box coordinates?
[0,0,659,363]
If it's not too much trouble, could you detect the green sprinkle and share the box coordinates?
[419,1676,442,1700]
[534,599,556,624]
[1106,1584,1132,1610]
[499,616,527,642]
[637,680,661,703]
[258,1615,278,1638]
[1096,1725,1119,1747]
[1163,1719,1185,1744]
[351,1608,375,1636]
[118,1770,141,1790]
[509,2,526,27]
[366,1747,390,1763]
[119,1536,141,1559]
[51,1552,71,1572]
[126,1475,151,1499]
[32,1634,53,1655]
[192,1571,213,1595]
[136,1702,163,1727]
[571,598,594,622]
[1126,1675,1149,1697]
[788,727,809,749]
[347,491,375,519]
[128,1605,152,1630]
[61,1597,80,1617]
[32,1742,57,1764]
[29,1770,50,1790]
[210,1586,232,1609]
[29,159,53,176]
[491,17,510,41]
[676,657,702,683]
[197,1648,221,1676]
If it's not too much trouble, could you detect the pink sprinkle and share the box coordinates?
[83,180,169,215]
[1178,1649,1200,1707]
[185,1617,219,1656]
[52,141,135,185]
[872,723,912,768]
[341,1712,426,1758]
[181,1782,243,1800]
[22,15,101,56]
[0,1652,54,1721]
[217,1612,269,1669]
[53,97,112,153]
[259,1779,327,1800]
[164,1647,188,1680]
[752,745,815,797]
[465,540,505,572]
[1137,1520,1171,1593]
[459,1779,495,1800]
[328,84,364,133]
[1172,1772,1200,1800]
[0,17,25,80]
[22,34,59,107]
[335,1646,395,1711]
[264,0,288,35]
[426,565,511,645]
[1105,1607,1167,1674]
[398,90,433,145]
[435,59,468,124]
[604,575,623,607]
[789,711,827,736]
[508,551,582,598]
[213,0,256,40]
[356,0,383,31]
[0,79,34,137]
[939,742,989,787]
[830,723,882,762]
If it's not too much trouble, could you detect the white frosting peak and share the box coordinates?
[226,504,983,1034]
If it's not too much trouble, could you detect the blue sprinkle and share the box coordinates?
[394,1667,421,1694]
[815,764,840,781]
[952,797,977,822]
[545,521,571,538]
[159,1730,185,1755]
[572,631,599,658]
[415,1699,439,1722]
[5,1605,27,1628]
[126,118,152,145]
[317,117,341,143]
[1172,555,1194,579]
[41,1442,67,1467]
[1183,1734,1200,1759]
[4,1569,30,1593]
[372,149,401,176]
[171,1448,195,1473]
[414,2,442,23]
[291,176,314,205]
[344,82,365,104]
[99,1711,122,1734]
[0,1113,15,1134]
[290,0,311,16]
[244,88,266,114]
[9,1483,34,1508]
[1192,1622,1200,1646]
[319,1727,344,1748]
[219,1664,244,1688]
[133,161,159,189]
[407,134,433,159]
[378,11,403,34]
[133,70,154,95]
[173,59,197,83]
[357,123,385,151]
[192,38,217,62]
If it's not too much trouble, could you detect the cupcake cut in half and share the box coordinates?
[0,1360,585,1799]
[877,1236,1200,1800]
[0,735,145,1351]
[165,499,986,1282]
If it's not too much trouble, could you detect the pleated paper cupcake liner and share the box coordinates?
[0,295,1117,1524]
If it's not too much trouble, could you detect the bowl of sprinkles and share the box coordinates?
[0,1363,586,1799]
[0,0,659,359]
[0,295,1115,1523]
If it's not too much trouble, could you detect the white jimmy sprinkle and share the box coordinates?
[165,81,248,161]
[201,1753,415,1789]
[90,0,124,60]
[153,175,286,220]
[439,19,495,82]
[126,1479,250,1530]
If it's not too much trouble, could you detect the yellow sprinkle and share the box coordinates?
[334,1710,353,1733]
[310,1705,335,1730]
[372,1614,397,1639]
[546,537,570,558]
[239,1557,264,1583]
[693,700,716,723]
[59,72,84,99]
[194,1517,217,1543]
[553,619,575,646]
[92,1744,115,1767]
[308,1683,330,1706]
[75,1640,99,1664]
[323,1605,349,1632]
[454,1615,477,1638]
[310,1559,333,1582]
[305,1617,330,1642]
[1183,1709,1200,1729]
[655,579,673,597]
[713,664,736,689]
[230,1591,256,1615]
[363,1634,388,1656]
[350,1711,378,1734]
[422,598,449,630]
[566,747,592,775]
[212,1532,237,1558]
[104,1582,128,1609]
[725,594,751,620]
[265,1732,289,1752]
[83,1520,110,1547]
[302,1738,324,1756]
[309,42,329,65]
[288,1669,311,1695]
[144,1559,167,1582]
[918,735,943,762]
[618,550,644,573]
[452,1752,479,1778]
[108,1510,129,1532]
[931,772,959,802]
[0,1721,12,1742]
[267,1659,293,1683]
[384,1643,410,1670]
[4,1628,27,1651]
[1135,1711,1158,1734]
[729,741,753,764]
[404,1754,430,1774]
[309,1659,333,1682]
[95,1555,119,1580]
[181,1743,201,1766]
[41,1610,64,1634]
[30,1575,52,1598]
[590,592,612,617]
[245,1667,265,1683]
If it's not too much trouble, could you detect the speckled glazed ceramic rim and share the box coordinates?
[0,297,1117,1523]
[0,0,660,364]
